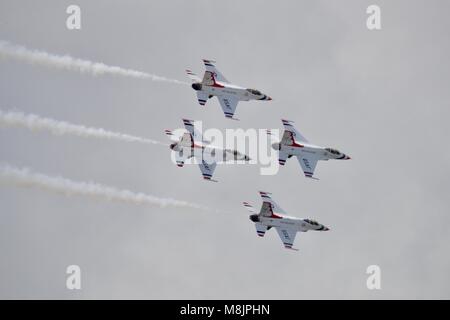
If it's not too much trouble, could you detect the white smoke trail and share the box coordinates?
[0,164,211,211]
[0,40,187,85]
[0,109,167,146]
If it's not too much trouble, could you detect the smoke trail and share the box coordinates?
[0,40,187,85]
[0,164,211,211]
[0,109,167,146]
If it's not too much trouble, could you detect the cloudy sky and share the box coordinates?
[1,0,449,299]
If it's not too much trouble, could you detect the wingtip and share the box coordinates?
[283,244,299,251]
[224,115,239,121]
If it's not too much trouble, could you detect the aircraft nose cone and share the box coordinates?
[323,227,330,231]
[345,155,351,160]
[267,96,272,101]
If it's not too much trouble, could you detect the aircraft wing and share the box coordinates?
[203,59,229,83]
[198,159,217,181]
[296,154,319,178]
[217,95,239,119]
[281,119,309,143]
[259,191,286,216]
[275,227,298,250]
[182,119,203,143]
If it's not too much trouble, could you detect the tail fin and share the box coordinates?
[258,191,286,214]
[182,119,204,142]
[202,59,229,84]
[281,119,309,143]
[179,132,194,147]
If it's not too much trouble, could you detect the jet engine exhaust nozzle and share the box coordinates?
[192,83,202,91]
[249,214,260,222]
[271,142,281,151]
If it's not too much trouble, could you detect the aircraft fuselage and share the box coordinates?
[251,214,329,232]
[170,143,250,163]
[274,142,351,161]
[192,82,271,102]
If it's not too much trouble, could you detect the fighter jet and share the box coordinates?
[243,191,330,250]
[270,119,351,179]
[186,59,272,120]
[165,119,250,181]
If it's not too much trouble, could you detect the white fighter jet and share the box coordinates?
[165,119,250,181]
[186,59,272,120]
[271,119,351,179]
[243,191,330,251]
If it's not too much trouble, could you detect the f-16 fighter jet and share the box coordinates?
[165,119,250,181]
[243,191,330,250]
[271,119,351,179]
[186,59,272,120]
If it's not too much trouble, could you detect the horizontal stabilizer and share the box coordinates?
[243,202,256,214]
[186,69,201,83]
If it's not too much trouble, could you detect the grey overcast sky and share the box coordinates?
[1,0,449,299]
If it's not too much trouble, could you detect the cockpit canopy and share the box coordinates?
[325,147,341,155]
[246,88,262,96]
[304,219,319,226]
